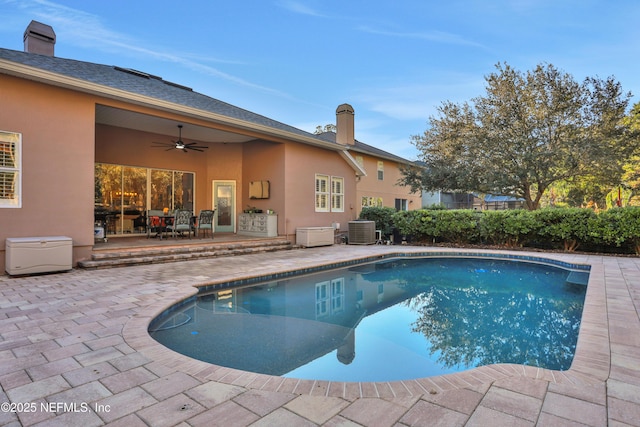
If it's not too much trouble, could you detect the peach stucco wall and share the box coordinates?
[0,75,95,273]
[283,142,358,237]
[242,140,285,228]
[355,154,420,215]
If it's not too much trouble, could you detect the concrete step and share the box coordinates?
[78,240,294,269]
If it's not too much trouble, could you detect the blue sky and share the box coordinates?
[1,0,639,159]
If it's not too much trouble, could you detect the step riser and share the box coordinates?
[78,244,294,270]
[91,241,291,260]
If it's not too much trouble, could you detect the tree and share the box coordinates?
[620,102,640,205]
[314,124,336,134]
[401,63,636,209]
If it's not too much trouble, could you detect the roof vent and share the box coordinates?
[24,20,56,56]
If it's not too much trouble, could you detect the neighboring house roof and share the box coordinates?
[0,47,336,150]
[483,194,524,203]
[317,131,414,165]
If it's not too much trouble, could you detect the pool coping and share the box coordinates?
[123,248,609,400]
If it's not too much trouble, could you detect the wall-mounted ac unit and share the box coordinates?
[348,221,375,245]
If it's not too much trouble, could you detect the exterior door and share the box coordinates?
[213,180,236,232]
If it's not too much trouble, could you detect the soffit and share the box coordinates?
[95,105,253,143]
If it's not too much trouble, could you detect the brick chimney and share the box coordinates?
[24,21,56,56]
[336,103,355,146]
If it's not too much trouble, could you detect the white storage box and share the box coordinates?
[6,236,72,275]
[296,227,334,247]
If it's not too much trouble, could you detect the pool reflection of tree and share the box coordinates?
[399,279,584,371]
[361,258,585,371]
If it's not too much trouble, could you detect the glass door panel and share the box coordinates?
[150,170,173,211]
[121,166,146,234]
[174,171,194,212]
[94,164,122,236]
[213,181,235,232]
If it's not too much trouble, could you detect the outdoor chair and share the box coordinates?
[147,209,167,239]
[196,209,215,239]
[168,209,194,238]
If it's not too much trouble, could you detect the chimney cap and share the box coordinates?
[24,20,56,56]
[336,103,354,115]
[24,20,56,41]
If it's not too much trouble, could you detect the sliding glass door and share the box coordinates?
[95,163,194,236]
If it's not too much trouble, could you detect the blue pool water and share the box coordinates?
[149,256,588,382]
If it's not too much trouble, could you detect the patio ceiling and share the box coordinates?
[95,104,255,144]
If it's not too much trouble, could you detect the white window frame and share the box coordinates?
[316,174,345,213]
[395,198,408,211]
[315,174,329,212]
[331,176,344,212]
[0,131,21,208]
[331,278,344,313]
[315,281,330,318]
[362,196,383,208]
[377,161,384,181]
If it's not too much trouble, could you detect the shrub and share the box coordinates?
[432,210,481,244]
[392,210,435,242]
[534,208,595,251]
[478,210,536,247]
[591,207,640,254]
[359,206,397,238]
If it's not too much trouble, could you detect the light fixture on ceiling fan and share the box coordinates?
[151,125,208,152]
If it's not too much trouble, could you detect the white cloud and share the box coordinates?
[357,25,486,49]
[276,0,326,17]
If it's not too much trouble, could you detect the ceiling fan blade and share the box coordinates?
[186,144,208,150]
[188,147,205,152]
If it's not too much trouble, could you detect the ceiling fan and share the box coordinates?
[151,125,208,152]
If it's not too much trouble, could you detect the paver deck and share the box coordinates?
[0,245,639,426]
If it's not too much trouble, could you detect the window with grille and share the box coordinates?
[377,161,384,180]
[331,176,344,212]
[315,174,329,212]
[315,173,345,213]
[0,131,21,208]
[395,198,408,211]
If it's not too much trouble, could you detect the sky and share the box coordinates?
[1,0,639,160]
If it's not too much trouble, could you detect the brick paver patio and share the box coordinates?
[1,245,639,426]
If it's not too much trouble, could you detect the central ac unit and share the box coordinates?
[348,221,376,245]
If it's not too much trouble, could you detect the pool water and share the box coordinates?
[149,257,587,382]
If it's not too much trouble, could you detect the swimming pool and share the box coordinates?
[149,255,588,382]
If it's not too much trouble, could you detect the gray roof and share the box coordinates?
[317,131,413,164]
[0,47,321,141]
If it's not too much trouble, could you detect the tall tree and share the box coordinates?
[314,124,336,134]
[401,63,635,210]
[620,102,640,203]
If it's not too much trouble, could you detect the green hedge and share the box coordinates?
[379,207,640,255]
[359,207,397,238]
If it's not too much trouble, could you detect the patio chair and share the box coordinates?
[168,209,194,239]
[196,209,215,239]
[147,209,167,239]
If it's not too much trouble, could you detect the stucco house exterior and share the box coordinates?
[0,21,417,272]
[318,107,421,217]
